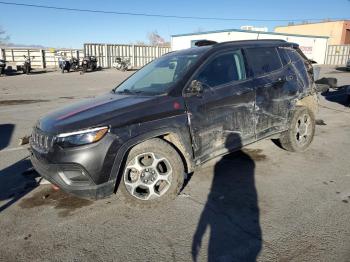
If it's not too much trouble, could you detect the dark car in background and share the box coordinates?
[30,40,318,206]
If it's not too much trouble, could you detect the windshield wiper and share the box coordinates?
[115,89,146,95]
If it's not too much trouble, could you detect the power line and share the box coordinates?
[0,1,348,22]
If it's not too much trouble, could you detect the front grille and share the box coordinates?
[30,128,55,153]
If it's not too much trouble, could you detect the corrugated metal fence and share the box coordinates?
[0,47,83,69]
[325,45,350,65]
[84,43,171,68]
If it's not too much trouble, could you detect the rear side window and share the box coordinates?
[245,47,282,76]
[277,47,291,66]
[286,49,303,63]
[196,50,246,88]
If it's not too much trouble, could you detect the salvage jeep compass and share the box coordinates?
[30,40,318,205]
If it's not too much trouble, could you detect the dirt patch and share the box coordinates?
[0,100,50,106]
[242,148,267,161]
[19,186,93,217]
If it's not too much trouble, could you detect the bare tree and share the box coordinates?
[147,31,170,46]
[0,26,10,45]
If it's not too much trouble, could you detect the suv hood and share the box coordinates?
[37,93,159,134]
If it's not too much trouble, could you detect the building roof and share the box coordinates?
[171,28,329,39]
[275,20,350,28]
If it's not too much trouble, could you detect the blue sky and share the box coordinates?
[0,0,349,48]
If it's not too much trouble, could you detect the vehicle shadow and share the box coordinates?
[2,69,49,77]
[0,124,14,151]
[0,157,40,213]
[322,86,350,107]
[0,124,40,212]
[192,133,262,262]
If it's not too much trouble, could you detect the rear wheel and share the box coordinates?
[278,107,315,152]
[117,138,184,207]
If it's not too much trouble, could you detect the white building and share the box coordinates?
[240,25,268,32]
[171,28,329,64]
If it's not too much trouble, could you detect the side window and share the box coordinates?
[277,47,291,66]
[286,49,303,63]
[196,50,246,88]
[245,47,282,76]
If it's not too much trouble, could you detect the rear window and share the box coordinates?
[245,47,282,76]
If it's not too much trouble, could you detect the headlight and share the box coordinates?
[56,126,109,148]
[83,61,87,64]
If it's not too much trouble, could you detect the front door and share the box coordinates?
[184,49,256,162]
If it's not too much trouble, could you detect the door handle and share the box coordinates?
[263,83,273,88]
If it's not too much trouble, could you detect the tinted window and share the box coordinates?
[286,49,303,63]
[277,47,291,66]
[196,50,246,87]
[245,47,282,76]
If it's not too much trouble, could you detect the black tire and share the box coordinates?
[278,107,315,152]
[117,138,185,207]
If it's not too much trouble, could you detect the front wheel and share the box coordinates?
[278,107,315,152]
[117,138,185,207]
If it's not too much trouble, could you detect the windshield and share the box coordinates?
[114,52,202,95]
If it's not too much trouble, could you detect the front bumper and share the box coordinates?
[29,131,121,200]
[31,151,115,199]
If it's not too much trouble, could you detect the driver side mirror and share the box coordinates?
[186,80,204,97]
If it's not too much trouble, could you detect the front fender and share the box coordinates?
[108,114,193,191]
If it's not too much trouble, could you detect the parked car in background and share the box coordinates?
[346,58,350,70]
[30,40,318,206]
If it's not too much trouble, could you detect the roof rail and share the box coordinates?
[194,40,218,47]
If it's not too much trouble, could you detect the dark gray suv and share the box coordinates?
[30,40,318,206]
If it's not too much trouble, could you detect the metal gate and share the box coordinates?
[84,43,171,68]
[325,45,350,65]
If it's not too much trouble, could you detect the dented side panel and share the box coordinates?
[254,65,301,139]
[249,46,317,140]
[184,80,256,162]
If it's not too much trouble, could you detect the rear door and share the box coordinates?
[184,49,256,162]
[245,46,299,139]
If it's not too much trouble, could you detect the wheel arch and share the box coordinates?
[109,129,194,193]
[294,93,318,117]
